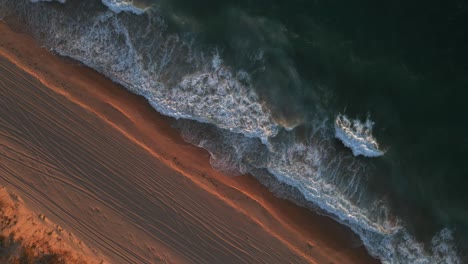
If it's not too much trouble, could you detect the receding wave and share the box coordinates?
[0,1,461,263]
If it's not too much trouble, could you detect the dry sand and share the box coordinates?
[0,21,379,264]
[0,186,106,263]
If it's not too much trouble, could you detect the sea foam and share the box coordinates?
[29,0,66,3]
[30,0,148,13]
[37,9,279,142]
[101,0,148,15]
[2,1,461,263]
[335,114,384,157]
[176,119,461,264]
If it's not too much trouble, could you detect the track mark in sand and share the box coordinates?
[0,52,318,263]
[0,40,324,263]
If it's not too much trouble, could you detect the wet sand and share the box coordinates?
[0,22,379,263]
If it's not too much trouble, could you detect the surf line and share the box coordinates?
[0,43,321,263]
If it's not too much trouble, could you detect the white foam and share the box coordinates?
[41,10,278,142]
[101,0,147,15]
[9,1,461,263]
[44,10,460,263]
[335,114,384,157]
[30,0,147,13]
[29,0,66,3]
[177,117,461,264]
[263,136,459,263]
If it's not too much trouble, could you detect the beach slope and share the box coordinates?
[0,22,378,264]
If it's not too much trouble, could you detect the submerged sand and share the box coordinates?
[0,22,378,263]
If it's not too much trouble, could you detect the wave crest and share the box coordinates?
[101,0,148,15]
[36,9,278,141]
[335,114,384,157]
[29,0,66,3]
[1,1,461,263]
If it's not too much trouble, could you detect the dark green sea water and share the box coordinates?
[156,0,468,248]
[1,0,467,262]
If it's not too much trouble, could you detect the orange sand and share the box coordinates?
[0,22,379,263]
[0,186,107,263]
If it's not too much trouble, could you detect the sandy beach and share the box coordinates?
[0,21,378,263]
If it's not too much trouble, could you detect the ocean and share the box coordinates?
[1,0,467,263]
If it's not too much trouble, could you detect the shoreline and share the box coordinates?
[0,21,379,263]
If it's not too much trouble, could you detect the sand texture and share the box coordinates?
[0,22,378,264]
[0,186,106,263]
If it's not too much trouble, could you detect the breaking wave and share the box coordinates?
[0,0,461,263]
[335,114,384,157]
[29,0,150,14]
[48,10,277,142]
[175,119,460,264]
[29,0,66,3]
[101,0,149,15]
